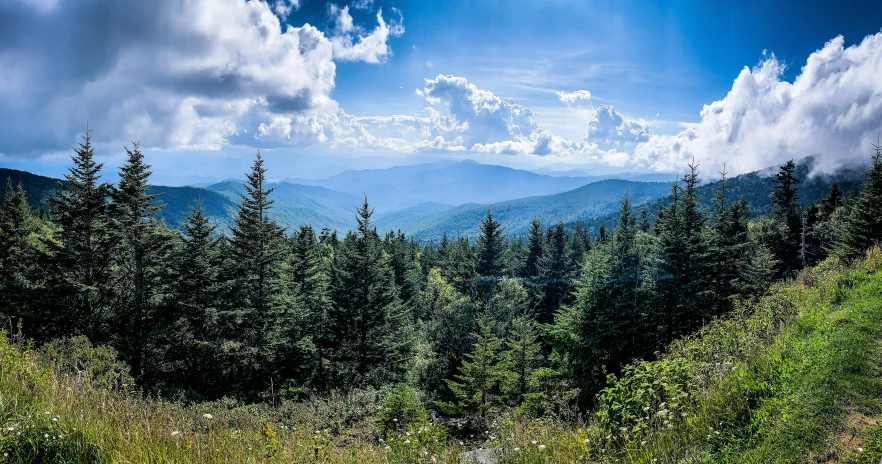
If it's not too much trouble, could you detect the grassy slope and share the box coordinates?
[4,253,882,463]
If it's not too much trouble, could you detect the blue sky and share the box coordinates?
[2,0,882,184]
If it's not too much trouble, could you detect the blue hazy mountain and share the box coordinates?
[285,160,601,211]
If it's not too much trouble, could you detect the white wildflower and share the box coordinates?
[171,431,181,437]
[530,440,537,445]
[202,413,213,419]
[404,440,411,444]
[538,444,546,451]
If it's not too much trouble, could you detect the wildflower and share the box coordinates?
[393,418,398,422]
[531,440,537,445]
[171,431,181,437]
[202,413,213,419]
[44,433,49,438]
[641,441,647,445]
[404,440,411,444]
[513,447,520,451]
[538,444,546,451]
[680,412,687,417]
[52,417,58,422]
[859,447,865,452]
[385,445,390,450]
[44,412,50,415]
[6,427,13,431]
[584,439,589,444]
[714,431,720,435]
[643,406,650,412]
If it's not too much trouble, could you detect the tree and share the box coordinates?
[224,151,292,395]
[160,202,221,393]
[109,142,172,379]
[476,209,505,277]
[536,221,572,323]
[835,145,882,259]
[771,159,803,271]
[596,220,609,244]
[655,162,713,340]
[569,222,591,274]
[0,179,43,327]
[46,128,115,339]
[442,315,504,421]
[638,205,651,233]
[710,167,749,315]
[331,197,412,387]
[521,218,545,280]
[499,316,542,406]
[819,182,844,220]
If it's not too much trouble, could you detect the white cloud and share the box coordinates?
[585,105,652,150]
[635,34,882,175]
[0,0,403,156]
[273,0,300,16]
[556,89,592,105]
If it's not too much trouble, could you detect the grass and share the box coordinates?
[4,250,882,462]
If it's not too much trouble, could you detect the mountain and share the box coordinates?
[570,157,868,236]
[376,179,673,241]
[284,160,599,211]
[204,180,363,233]
[0,168,66,209]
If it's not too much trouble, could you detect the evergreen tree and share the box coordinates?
[740,244,777,297]
[442,315,504,421]
[224,152,292,395]
[46,128,115,339]
[536,221,572,323]
[0,180,43,327]
[569,222,591,274]
[331,197,412,387]
[522,218,545,279]
[655,162,713,340]
[109,142,172,379]
[819,182,844,220]
[835,145,882,259]
[638,205,651,233]
[476,209,505,277]
[771,159,803,271]
[710,167,749,315]
[596,220,609,244]
[499,316,542,406]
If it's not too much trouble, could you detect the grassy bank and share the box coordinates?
[4,250,882,463]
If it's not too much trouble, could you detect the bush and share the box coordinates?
[378,384,428,435]
[39,336,133,391]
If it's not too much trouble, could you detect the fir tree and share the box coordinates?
[443,315,504,421]
[522,218,545,279]
[710,167,749,315]
[0,179,42,326]
[476,209,505,277]
[771,159,803,271]
[109,142,172,378]
[499,316,542,406]
[47,128,115,339]
[835,145,882,259]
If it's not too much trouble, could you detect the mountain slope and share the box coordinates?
[287,160,598,210]
[377,179,673,240]
[204,180,363,233]
[571,158,867,235]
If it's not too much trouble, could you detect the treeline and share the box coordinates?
[3,129,882,430]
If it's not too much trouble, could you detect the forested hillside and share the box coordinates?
[4,130,882,462]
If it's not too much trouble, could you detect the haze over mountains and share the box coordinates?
[0,157,862,241]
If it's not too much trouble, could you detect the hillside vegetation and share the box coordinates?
[3,251,882,463]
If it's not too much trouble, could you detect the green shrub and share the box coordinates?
[378,384,428,435]
[39,336,133,391]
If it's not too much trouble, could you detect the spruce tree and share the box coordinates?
[536,221,572,323]
[331,197,411,387]
[710,167,749,315]
[109,142,172,378]
[0,180,42,327]
[225,152,291,395]
[442,315,503,421]
[522,218,545,280]
[476,209,505,277]
[47,128,115,339]
[569,222,591,274]
[771,159,803,271]
[835,145,882,259]
[819,182,844,220]
[499,316,542,406]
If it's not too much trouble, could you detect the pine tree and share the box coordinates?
[225,152,292,395]
[536,221,572,323]
[819,182,844,220]
[109,142,172,379]
[638,205,651,233]
[0,179,42,326]
[771,159,803,271]
[476,209,505,277]
[443,315,503,421]
[740,244,777,297]
[710,167,749,315]
[331,197,412,387]
[835,145,882,259]
[47,128,115,339]
[596,220,609,244]
[161,202,221,393]
[522,218,545,279]
[569,222,591,275]
[656,162,713,340]
[499,316,542,406]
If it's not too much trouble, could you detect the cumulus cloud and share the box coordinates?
[635,34,882,175]
[586,105,652,150]
[556,90,592,105]
[0,0,402,157]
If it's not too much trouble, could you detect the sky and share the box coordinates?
[2,0,882,184]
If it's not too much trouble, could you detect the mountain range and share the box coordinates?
[3,157,860,241]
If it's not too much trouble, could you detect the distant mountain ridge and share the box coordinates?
[285,160,602,211]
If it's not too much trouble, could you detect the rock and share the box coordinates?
[461,448,496,464]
